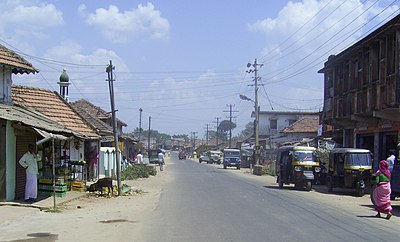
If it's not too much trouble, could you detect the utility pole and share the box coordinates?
[206,124,209,151]
[138,108,143,142]
[223,105,238,148]
[247,58,263,165]
[192,131,197,150]
[148,116,151,150]
[106,60,121,196]
[214,117,220,147]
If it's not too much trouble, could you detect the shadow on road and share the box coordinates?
[360,204,400,218]
[312,184,373,198]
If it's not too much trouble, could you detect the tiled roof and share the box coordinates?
[70,100,113,136]
[283,117,319,133]
[0,103,74,135]
[0,45,38,74]
[71,99,127,126]
[11,86,100,139]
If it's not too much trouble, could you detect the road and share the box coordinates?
[1,152,399,242]
[134,152,400,242]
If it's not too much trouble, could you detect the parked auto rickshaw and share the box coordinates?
[276,146,320,191]
[326,148,373,197]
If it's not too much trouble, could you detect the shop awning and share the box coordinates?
[34,128,69,146]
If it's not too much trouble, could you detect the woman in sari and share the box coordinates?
[373,160,392,219]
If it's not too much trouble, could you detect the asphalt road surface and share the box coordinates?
[134,152,400,242]
[1,152,399,242]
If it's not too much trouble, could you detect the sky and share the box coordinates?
[1,0,399,139]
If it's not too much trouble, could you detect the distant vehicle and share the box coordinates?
[223,148,241,169]
[326,148,373,197]
[148,149,161,164]
[199,151,221,164]
[179,151,186,160]
[208,150,222,164]
[199,153,209,163]
[276,146,319,191]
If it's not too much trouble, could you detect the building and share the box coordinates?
[318,14,400,165]
[280,117,319,144]
[257,111,319,145]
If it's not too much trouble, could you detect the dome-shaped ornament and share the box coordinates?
[59,69,69,83]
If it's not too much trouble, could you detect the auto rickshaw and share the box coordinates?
[326,148,373,197]
[276,146,320,191]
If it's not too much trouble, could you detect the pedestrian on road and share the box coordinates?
[158,151,165,171]
[372,160,393,220]
[18,144,41,203]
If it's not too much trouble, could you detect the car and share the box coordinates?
[199,153,209,163]
[223,148,241,169]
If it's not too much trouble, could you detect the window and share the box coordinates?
[288,119,297,126]
[270,119,277,130]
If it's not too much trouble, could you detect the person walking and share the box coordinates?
[19,144,41,203]
[158,151,165,171]
[372,160,393,219]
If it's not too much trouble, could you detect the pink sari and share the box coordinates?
[373,182,392,214]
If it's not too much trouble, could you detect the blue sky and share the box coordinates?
[1,0,399,139]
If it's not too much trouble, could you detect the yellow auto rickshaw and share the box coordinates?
[276,146,320,191]
[326,148,373,196]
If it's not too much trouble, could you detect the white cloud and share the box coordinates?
[78,4,87,18]
[1,3,63,27]
[43,40,129,72]
[248,0,399,82]
[84,3,170,43]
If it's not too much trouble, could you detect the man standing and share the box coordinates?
[19,144,41,202]
[136,151,143,164]
[386,150,396,172]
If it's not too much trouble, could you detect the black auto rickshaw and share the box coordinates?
[326,148,373,197]
[276,146,320,191]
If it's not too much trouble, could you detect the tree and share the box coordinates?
[239,122,254,139]
[218,120,236,141]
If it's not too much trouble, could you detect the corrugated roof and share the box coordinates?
[0,103,74,135]
[0,45,38,74]
[283,117,319,133]
[12,86,100,139]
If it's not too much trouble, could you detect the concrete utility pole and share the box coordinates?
[138,108,143,142]
[148,116,151,150]
[247,58,263,165]
[223,105,238,148]
[106,60,121,196]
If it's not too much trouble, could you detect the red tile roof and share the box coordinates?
[283,117,319,133]
[12,85,100,139]
[0,45,38,74]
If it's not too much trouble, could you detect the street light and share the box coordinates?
[239,93,259,166]
[138,108,143,142]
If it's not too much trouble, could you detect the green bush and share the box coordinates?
[121,164,157,180]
